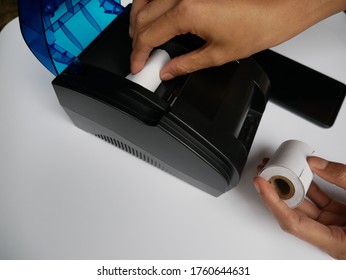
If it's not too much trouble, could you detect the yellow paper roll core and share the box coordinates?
[269,175,295,200]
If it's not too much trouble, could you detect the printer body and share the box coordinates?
[18,1,270,196]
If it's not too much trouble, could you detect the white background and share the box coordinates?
[1,10,346,259]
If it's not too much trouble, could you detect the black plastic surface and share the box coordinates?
[52,5,270,195]
[253,49,346,128]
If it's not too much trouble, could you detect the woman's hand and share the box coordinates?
[129,0,346,80]
[254,156,346,259]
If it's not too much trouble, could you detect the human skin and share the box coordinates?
[254,156,346,259]
[129,0,346,80]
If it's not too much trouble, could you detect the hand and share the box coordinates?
[254,156,346,259]
[129,0,346,80]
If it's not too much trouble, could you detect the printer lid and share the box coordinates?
[18,0,131,76]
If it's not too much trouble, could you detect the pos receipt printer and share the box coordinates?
[18,0,270,196]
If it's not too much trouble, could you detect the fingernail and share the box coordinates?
[309,157,328,170]
[160,72,175,81]
[253,180,261,194]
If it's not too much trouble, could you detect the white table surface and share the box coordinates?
[1,13,346,260]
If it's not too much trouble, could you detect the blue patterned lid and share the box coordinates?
[18,0,131,75]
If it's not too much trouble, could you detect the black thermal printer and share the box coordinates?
[18,1,270,196]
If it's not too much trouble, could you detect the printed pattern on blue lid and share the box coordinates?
[18,0,126,75]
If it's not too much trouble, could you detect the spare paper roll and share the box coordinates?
[259,140,315,208]
[126,49,171,92]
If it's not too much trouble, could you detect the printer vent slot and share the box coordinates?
[95,134,169,172]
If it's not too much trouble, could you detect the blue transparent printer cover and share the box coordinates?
[18,0,131,75]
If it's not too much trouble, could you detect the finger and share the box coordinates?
[130,45,153,74]
[130,3,194,74]
[295,198,346,226]
[160,44,231,80]
[253,176,346,259]
[129,0,150,38]
[130,1,178,74]
[287,218,346,260]
[308,156,346,190]
[295,198,321,220]
[293,207,310,218]
[306,181,332,209]
[317,211,346,226]
[131,0,177,37]
[307,181,346,223]
[253,176,300,224]
[295,194,346,225]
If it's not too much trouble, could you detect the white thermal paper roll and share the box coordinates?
[126,49,171,92]
[259,140,315,208]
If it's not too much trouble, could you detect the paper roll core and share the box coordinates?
[269,175,295,200]
[259,140,315,208]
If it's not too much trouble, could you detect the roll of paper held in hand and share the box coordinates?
[126,49,171,92]
[259,140,315,208]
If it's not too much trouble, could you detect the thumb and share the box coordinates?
[160,46,224,80]
[308,156,346,190]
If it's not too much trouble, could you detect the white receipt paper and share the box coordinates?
[126,49,171,92]
[259,140,315,208]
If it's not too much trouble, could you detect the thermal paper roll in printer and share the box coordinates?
[18,0,270,196]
